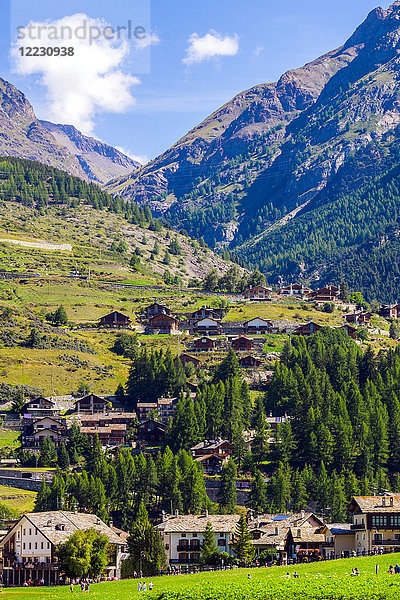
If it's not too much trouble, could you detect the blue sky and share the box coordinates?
[0,0,388,162]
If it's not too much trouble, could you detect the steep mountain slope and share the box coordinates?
[0,78,139,184]
[105,41,360,211]
[40,121,140,184]
[0,156,244,286]
[106,1,400,300]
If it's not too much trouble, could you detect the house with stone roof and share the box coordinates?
[157,513,240,566]
[0,511,128,586]
[348,494,400,554]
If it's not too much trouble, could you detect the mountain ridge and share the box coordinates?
[0,78,140,184]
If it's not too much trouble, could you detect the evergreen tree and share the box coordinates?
[232,514,254,566]
[200,521,219,565]
[249,469,267,513]
[218,458,237,513]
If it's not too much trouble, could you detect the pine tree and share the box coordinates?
[249,469,267,513]
[232,514,254,566]
[218,458,237,513]
[58,443,70,470]
[200,521,218,565]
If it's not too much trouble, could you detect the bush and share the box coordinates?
[323,302,335,313]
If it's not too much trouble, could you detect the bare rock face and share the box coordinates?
[0,78,140,184]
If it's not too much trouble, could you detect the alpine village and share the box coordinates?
[6,2,400,600]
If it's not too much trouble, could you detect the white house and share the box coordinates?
[157,514,240,566]
[0,511,128,586]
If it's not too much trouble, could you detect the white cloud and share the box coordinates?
[254,45,264,57]
[12,13,140,135]
[183,30,239,65]
[116,146,148,165]
[135,31,160,50]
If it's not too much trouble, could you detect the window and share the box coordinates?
[181,533,186,538]
[390,516,400,526]
[35,543,37,549]
[218,539,226,546]
[47,542,50,549]
[17,532,20,539]
[41,542,44,549]
[29,529,32,536]
[23,543,25,549]
[372,515,387,527]
[28,543,31,549]
[192,533,197,537]
[23,529,26,536]
[35,529,38,536]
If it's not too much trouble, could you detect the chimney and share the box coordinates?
[300,510,305,519]
[205,509,209,518]
[109,520,113,528]
[175,509,179,517]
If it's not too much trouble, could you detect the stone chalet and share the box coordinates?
[307,285,340,303]
[22,417,68,449]
[157,514,240,565]
[192,336,216,352]
[243,317,272,334]
[80,423,127,446]
[190,306,222,324]
[136,402,158,423]
[74,394,110,414]
[174,353,201,368]
[279,284,311,297]
[232,336,254,352]
[145,302,172,320]
[148,313,178,334]
[239,355,262,369]
[80,412,138,429]
[345,311,372,325]
[322,523,354,559]
[379,304,400,320]
[22,397,60,418]
[191,439,233,474]
[250,512,325,563]
[348,494,400,555]
[136,419,166,446]
[243,286,272,301]
[99,311,132,329]
[292,321,322,336]
[340,323,357,339]
[193,318,222,335]
[157,397,178,424]
[0,511,128,586]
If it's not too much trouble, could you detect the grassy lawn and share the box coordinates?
[0,484,37,514]
[0,430,20,449]
[225,300,344,326]
[6,553,400,599]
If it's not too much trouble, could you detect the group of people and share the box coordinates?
[69,580,91,592]
[350,568,360,576]
[388,563,400,574]
[138,581,154,592]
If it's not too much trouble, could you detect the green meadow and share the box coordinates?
[7,553,400,600]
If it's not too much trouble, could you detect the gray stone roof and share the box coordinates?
[159,514,240,534]
[12,511,125,546]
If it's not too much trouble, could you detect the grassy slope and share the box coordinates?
[0,484,36,514]
[0,280,396,396]
[0,430,20,449]
[0,202,238,285]
[8,553,400,599]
